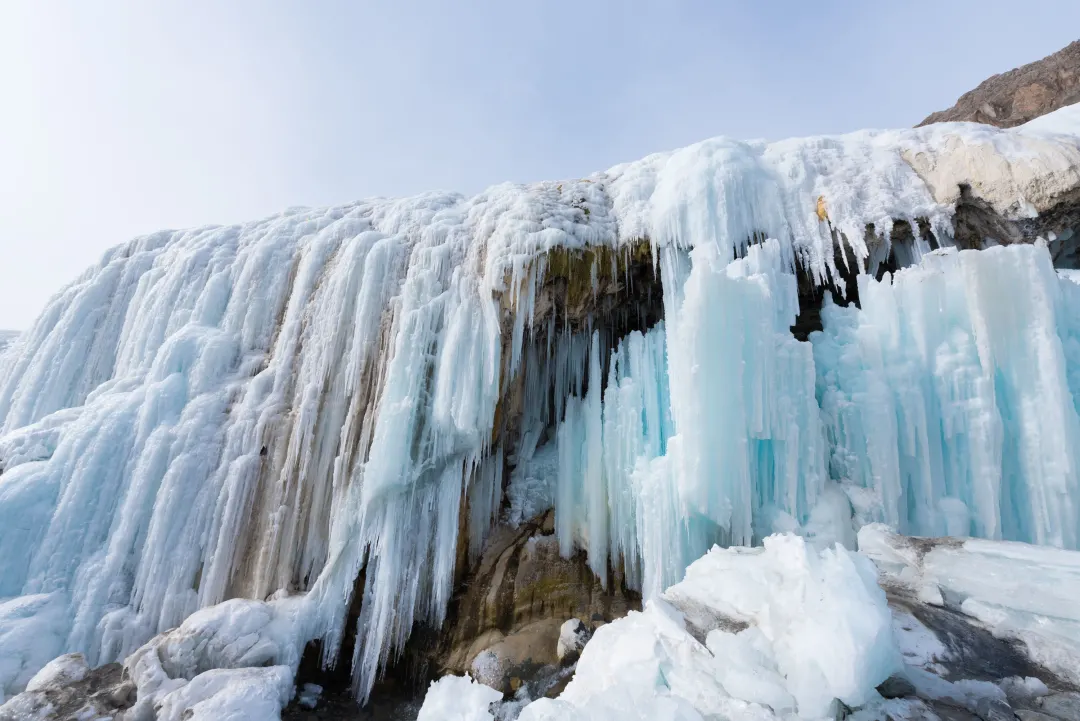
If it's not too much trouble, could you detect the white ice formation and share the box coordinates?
[500,527,1080,720]
[2,104,1080,714]
[417,674,503,721]
[517,533,898,721]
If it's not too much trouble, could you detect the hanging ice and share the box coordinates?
[813,244,1080,545]
[551,238,826,598]
[1,104,1079,708]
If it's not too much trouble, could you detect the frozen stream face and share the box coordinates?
[1,105,1080,714]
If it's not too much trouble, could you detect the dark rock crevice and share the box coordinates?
[791,188,1080,341]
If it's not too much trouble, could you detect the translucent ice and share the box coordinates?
[814,245,1080,546]
[550,239,826,598]
[0,104,1078,707]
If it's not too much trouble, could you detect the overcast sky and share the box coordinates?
[1,2,1077,329]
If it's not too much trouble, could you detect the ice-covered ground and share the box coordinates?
[423,529,1080,721]
[516,533,898,721]
[1,104,1080,716]
[860,524,1080,687]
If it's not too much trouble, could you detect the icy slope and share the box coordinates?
[1,105,1079,708]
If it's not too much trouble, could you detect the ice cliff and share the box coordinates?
[2,103,1080,716]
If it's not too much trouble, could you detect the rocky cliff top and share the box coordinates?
[919,40,1080,128]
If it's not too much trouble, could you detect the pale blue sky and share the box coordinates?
[1,1,1077,329]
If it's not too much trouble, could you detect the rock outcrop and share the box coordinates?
[406,510,638,697]
[920,40,1080,128]
[0,655,135,721]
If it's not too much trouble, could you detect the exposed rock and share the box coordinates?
[468,618,562,692]
[0,660,133,721]
[283,688,422,721]
[420,509,638,696]
[877,674,918,699]
[920,41,1080,128]
[1036,692,1080,720]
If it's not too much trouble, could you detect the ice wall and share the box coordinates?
[1,106,1079,704]
[552,239,825,598]
[813,245,1080,546]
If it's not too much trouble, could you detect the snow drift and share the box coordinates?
[1,104,1080,713]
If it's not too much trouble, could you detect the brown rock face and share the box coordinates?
[919,40,1080,128]
[422,510,639,695]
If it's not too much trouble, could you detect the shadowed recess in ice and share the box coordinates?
[1,106,1080,704]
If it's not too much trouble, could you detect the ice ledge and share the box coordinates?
[859,523,1080,688]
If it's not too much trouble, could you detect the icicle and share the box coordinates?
[813,245,1080,546]
[3,108,1079,705]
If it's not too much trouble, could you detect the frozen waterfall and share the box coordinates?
[1,105,1080,705]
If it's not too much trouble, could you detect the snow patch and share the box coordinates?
[418,674,503,721]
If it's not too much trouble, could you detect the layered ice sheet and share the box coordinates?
[860,524,1080,686]
[0,105,1079,706]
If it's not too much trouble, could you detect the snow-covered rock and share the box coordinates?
[24,654,88,693]
[0,659,133,721]
[418,674,503,721]
[555,620,590,666]
[123,597,302,721]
